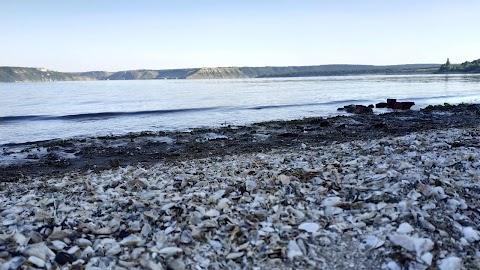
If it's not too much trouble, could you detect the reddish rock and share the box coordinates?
[376,102,388,108]
[393,102,415,110]
[355,105,373,114]
[387,99,397,109]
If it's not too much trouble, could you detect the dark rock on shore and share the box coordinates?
[355,105,373,114]
[376,102,388,108]
[393,101,415,110]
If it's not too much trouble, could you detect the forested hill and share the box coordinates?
[1,64,441,82]
[436,58,480,74]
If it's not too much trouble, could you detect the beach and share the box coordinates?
[1,104,480,269]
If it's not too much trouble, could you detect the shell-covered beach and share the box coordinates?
[1,105,480,269]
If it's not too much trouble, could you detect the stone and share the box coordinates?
[355,105,373,114]
[375,102,388,108]
[387,99,397,108]
[393,102,415,110]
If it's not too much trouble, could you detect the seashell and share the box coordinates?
[48,228,71,240]
[386,261,402,270]
[76,238,93,247]
[129,178,149,189]
[131,247,145,260]
[161,202,176,211]
[209,190,226,202]
[13,232,29,246]
[278,174,290,185]
[25,243,55,261]
[226,252,244,260]
[80,246,95,259]
[51,240,68,251]
[418,217,436,231]
[437,256,462,270]
[421,202,436,210]
[143,210,159,220]
[245,180,257,192]
[71,259,86,266]
[180,231,193,244]
[298,222,320,233]
[141,223,152,237]
[321,197,341,207]
[388,234,415,252]
[105,245,122,256]
[67,245,81,256]
[27,256,45,268]
[167,259,186,270]
[396,222,414,234]
[323,206,343,216]
[412,237,434,257]
[128,221,142,232]
[120,234,143,246]
[2,256,26,269]
[95,227,114,235]
[364,235,385,250]
[140,253,161,269]
[462,227,480,242]
[296,238,308,255]
[2,219,16,226]
[287,240,303,260]
[420,252,433,266]
[159,247,182,256]
[208,240,222,252]
[371,174,387,181]
[205,209,220,217]
[287,206,305,219]
[217,198,230,210]
[28,231,43,244]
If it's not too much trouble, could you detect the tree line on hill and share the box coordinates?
[436,58,480,73]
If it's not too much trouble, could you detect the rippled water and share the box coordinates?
[1,74,480,145]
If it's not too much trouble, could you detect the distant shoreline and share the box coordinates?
[0,64,442,82]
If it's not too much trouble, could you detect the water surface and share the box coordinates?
[1,74,479,145]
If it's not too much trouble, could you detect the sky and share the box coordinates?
[1,0,479,72]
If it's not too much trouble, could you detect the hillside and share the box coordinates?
[436,58,480,74]
[1,64,442,82]
[0,67,93,82]
[74,68,200,80]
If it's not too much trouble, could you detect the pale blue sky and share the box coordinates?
[1,0,479,71]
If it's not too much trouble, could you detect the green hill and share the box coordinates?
[436,58,480,73]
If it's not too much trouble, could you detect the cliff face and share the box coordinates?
[77,69,200,80]
[186,67,250,79]
[0,67,93,82]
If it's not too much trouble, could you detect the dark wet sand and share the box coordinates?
[1,104,480,182]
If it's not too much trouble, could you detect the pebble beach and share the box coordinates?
[2,115,480,269]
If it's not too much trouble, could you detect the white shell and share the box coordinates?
[298,222,320,233]
[462,227,480,242]
[437,257,462,270]
[287,240,303,260]
[396,222,414,234]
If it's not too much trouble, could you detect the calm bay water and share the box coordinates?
[1,74,480,145]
